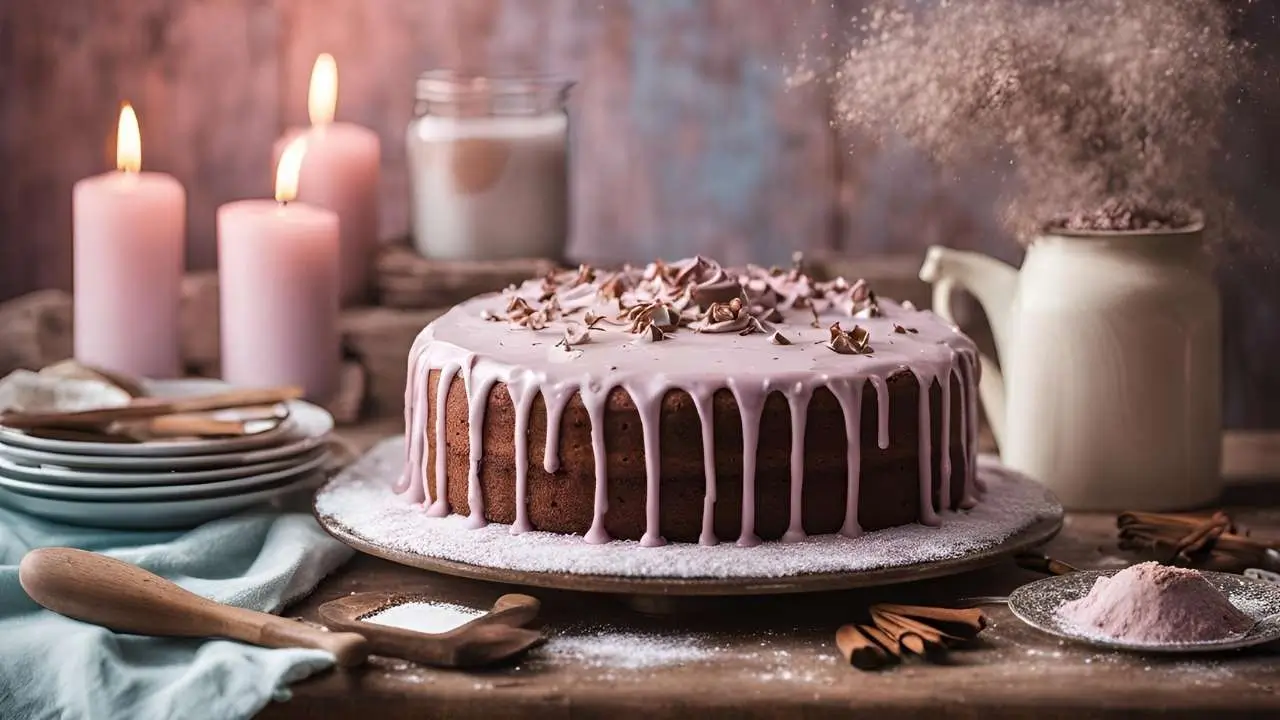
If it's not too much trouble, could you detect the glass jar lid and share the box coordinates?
[414,71,573,117]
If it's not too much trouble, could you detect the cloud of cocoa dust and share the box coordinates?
[796,0,1253,244]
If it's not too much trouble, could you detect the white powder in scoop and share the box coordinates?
[363,601,485,635]
[316,439,1059,578]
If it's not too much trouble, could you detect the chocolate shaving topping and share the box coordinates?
[582,311,615,330]
[598,273,630,301]
[624,301,681,334]
[693,297,751,333]
[559,322,593,347]
[643,259,678,287]
[486,257,889,352]
[542,295,563,320]
[673,255,714,288]
[849,324,871,351]
[672,285,697,312]
[507,296,531,315]
[633,321,668,343]
[827,322,872,355]
[708,298,743,324]
[515,310,548,331]
[571,263,596,288]
[539,270,560,301]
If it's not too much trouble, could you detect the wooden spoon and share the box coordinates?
[18,547,369,667]
[1,387,302,431]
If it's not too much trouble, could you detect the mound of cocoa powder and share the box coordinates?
[1051,198,1198,233]
[1060,562,1252,644]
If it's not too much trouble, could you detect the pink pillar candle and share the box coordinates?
[273,124,379,305]
[275,54,381,306]
[73,104,185,379]
[217,139,340,402]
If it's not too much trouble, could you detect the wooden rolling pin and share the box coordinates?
[18,548,368,667]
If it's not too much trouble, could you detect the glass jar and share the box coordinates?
[407,71,573,261]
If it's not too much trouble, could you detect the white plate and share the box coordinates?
[0,450,329,501]
[0,378,302,457]
[0,447,326,487]
[0,472,325,530]
[0,401,332,471]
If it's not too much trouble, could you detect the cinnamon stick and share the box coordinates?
[835,624,893,671]
[870,610,939,657]
[858,624,902,663]
[872,604,988,640]
[1117,509,1275,569]
[872,607,954,645]
[0,387,302,431]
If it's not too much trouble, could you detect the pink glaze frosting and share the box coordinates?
[399,256,980,546]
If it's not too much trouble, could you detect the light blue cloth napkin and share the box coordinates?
[0,502,353,720]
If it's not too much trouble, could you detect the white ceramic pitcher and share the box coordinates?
[918,223,1221,510]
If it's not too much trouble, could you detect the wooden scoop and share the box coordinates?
[18,548,369,667]
[319,591,544,668]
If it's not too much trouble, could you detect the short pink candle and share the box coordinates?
[218,138,340,401]
[274,53,380,306]
[73,104,185,378]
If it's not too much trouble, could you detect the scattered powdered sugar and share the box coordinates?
[362,601,486,635]
[1059,562,1254,644]
[540,629,717,670]
[315,438,1060,579]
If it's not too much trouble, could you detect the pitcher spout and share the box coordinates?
[918,246,1019,449]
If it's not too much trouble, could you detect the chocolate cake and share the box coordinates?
[397,256,981,547]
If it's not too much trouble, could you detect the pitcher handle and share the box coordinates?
[927,270,1008,454]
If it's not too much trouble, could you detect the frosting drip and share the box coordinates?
[691,390,718,546]
[400,256,980,545]
[582,383,610,544]
[783,386,812,543]
[832,379,864,538]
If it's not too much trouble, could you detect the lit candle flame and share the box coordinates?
[308,53,338,127]
[116,103,142,173]
[275,136,308,203]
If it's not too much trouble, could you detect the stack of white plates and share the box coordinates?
[0,379,334,529]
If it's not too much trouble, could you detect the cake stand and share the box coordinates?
[316,439,1063,608]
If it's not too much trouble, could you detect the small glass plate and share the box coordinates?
[1008,569,1280,653]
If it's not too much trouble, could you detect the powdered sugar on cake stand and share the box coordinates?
[316,438,1062,587]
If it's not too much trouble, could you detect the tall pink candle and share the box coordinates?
[73,104,185,378]
[218,138,340,401]
[274,53,380,306]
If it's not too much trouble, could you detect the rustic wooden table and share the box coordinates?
[262,422,1280,719]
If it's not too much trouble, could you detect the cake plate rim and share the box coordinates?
[317,510,1062,597]
[313,455,1064,598]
